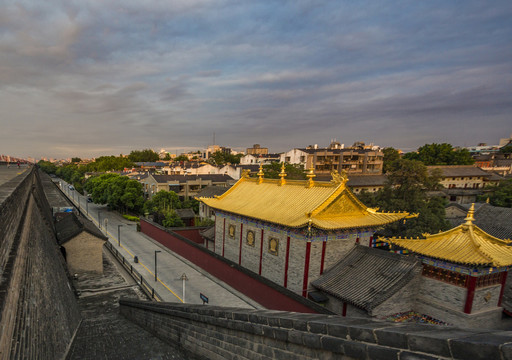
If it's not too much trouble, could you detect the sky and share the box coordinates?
[1,0,511,159]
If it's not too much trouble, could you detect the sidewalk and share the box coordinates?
[61,180,263,309]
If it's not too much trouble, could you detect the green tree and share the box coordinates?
[382,147,400,173]
[71,157,81,163]
[259,163,307,180]
[84,156,133,172]
[182,199,199,214]
[128,149,160,162]
[208,151,243,166]
[403,143,474,165]
[84,173,144,213]
[163,153,172,160]
[479,179,512,207]
[175,155,189,162]
[144,190,182,214]
[500,143,512,154]
[161,209,185,228]
[37,160,57,174]
[357,159,450,237]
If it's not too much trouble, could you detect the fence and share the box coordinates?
[104,241,162,301]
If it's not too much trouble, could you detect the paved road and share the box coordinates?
[59,180,263,309]
[0,164,29,186]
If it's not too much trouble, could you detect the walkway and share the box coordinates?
[60,180,263,309]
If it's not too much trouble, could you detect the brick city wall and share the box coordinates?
[0,167,81,359]
[120,299,512,360]
[140,218,330,314]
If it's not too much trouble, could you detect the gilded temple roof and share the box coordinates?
[198,169,411,230]
[385,204,512,267]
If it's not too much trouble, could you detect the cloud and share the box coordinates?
[0,0,511,158]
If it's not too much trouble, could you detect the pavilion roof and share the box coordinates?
[199,168,411,230]
[385,204,512,267]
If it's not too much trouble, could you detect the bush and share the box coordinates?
[123,214,140,222]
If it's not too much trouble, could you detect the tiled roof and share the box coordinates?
[347,175,387,187]
[195,185,231,198]
[175,209,196,219]
[55,213,107,245]
[200,174,411,230]
[200,226,215,241]
[311,246,421,312]
[449,203,512,240]
[428,165,490,177]
[152,174,234,183]
[386,204,512,266]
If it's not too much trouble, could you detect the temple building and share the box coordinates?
[383,204,512,328]
[199,165,411,297]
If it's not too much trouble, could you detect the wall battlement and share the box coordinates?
[0,167,81,359]
[120,299,512,360]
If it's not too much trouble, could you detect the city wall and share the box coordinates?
[120,299,512,360]
[0,167,81,359]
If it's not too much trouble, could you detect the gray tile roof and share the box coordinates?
[312,246,421,311]
[175,208,196,219]
[347,175,387,187]
[195,185,231,198]
[428,165,490,177]
[449,203,512,240]
[55,213,107,245]
[200,226,215,241]
[152,174,234,183]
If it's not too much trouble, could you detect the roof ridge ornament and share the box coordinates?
[331,170,348,185]
[278,163,287,186]
[306,165,316,188]
[241,169,251,179]
[464,203,476,226]
[257,163,265,184]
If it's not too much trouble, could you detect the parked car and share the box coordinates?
[68,185,75,190]
[87,196,93,203]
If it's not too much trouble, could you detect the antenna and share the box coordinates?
[213,132,216,146]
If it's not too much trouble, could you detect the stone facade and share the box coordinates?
[63,231,105,274]
[214,211,373,295]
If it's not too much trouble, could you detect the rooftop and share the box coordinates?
[385,204,512,267]
[200,171,411,230]
[312,246,421,312]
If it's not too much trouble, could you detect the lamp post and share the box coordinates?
[98,211,102,229]
[154,250,161,281]
[180,273,188,303]
[117,224,123,247]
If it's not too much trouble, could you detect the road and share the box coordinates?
[59,180,262,309]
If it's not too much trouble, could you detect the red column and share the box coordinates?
[259,229,264,275]
[320,240,327,275]
[222,218,226,257]
[464,276,477,314]
[284,236,291,288]
[342,302,347,317]
[239,224,243,265]
[302,240,312,297]
[213,214,216,252]
[369,236,373,247]
[498,271,508,306]
[356,237,359,244]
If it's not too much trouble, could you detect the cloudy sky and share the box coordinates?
[1,0,511,159]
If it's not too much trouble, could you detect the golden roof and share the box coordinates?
[385,204,512,266]
[199,171,411,230]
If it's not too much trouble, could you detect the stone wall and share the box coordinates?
[120,299,512,360]
[63,232,105,274]
[214,212,372,295]
[0,167,81,359]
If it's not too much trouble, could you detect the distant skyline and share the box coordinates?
[1,1,511,159]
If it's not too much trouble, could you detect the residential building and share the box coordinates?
[239,153,280,165]
[218,164,260,180]
[195,185,232,220]
[246,144,268,155]
[140,174,234,200]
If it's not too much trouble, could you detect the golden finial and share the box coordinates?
[486,197,490,204]
[306,165,316,188]
[278,163,287,186]
[464,203,475,225]
[257,163,264,184]
[242,169,251,178]
[330,170,348,185]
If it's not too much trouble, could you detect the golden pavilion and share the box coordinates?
[199,165,410,297]
[383,204,512,326]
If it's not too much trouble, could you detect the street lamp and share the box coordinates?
[98,211,102,229]
[117,224,123,246]
[154,250,161,282]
